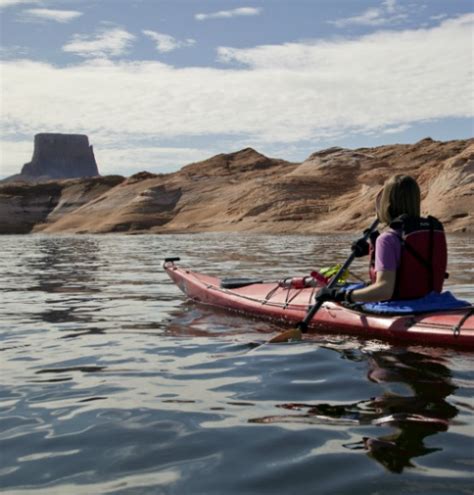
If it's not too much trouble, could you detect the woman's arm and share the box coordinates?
[351,270,396,303]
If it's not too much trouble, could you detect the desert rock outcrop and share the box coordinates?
[5,133,99,182]
[0,139,472,234]
[0,176,124,234]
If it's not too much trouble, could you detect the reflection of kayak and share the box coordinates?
[164,260,474,349]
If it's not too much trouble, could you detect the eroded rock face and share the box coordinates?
[0,176,124,234]
[0,139,472,234]
[20,133,99,180]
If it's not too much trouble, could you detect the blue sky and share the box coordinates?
[1,0,473,177]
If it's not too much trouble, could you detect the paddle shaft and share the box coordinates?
[298,218,380,332]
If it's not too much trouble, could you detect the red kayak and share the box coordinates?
[164,259,474,349]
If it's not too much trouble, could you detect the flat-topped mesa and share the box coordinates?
[21,133,99,179]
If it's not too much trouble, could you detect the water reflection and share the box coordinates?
[26,237,102,332]
[250,348,458,473]
[0,233,472,494]
[27,236,101,294]
[353,349,457,473]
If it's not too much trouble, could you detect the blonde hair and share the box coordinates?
[377,175,421,224]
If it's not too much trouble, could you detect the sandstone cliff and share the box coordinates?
[4,133,99,182]
[0,176,124,234]
[0,139,472,235]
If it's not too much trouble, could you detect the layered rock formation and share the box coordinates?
[5,133,99,182]
[0,139,472,235]
[0,176,124,234]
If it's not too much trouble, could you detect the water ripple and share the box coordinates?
[0,233,473,494]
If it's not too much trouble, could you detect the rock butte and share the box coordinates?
[4,133,99,183]
[0,138,472,235]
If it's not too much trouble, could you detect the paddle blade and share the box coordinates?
[268,328,303,343]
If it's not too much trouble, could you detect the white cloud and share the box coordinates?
[329,0,408,28]
[63,28,136,58]
[217,15,473,71]
[142,30,195,53]
[382,124,412,134]
[430,14,448,21]
[195,7,261,21]
[0,140,33,177]
[0,44,30,57]
[383,0,397,14]
[0,0,40,8]
[94,145,215,175]
[20,8,83,23]
[1,15,472,174]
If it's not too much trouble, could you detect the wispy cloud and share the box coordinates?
[383,0,397,14]
[63,28,136,58]
[382,124,412,134]
[142,30,195,53]
[0,139,34,177]
[195,7,261,21]
[1,15,472,174]
[0,44,30,58]
[94,145,215,176]
[329,0,408,28]
[430,14,448,21]
[0,0,40,8]
[20,8,83,23]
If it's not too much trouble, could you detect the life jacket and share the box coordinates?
[369,215,447,300]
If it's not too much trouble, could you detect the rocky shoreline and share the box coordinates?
[1,138,472,235]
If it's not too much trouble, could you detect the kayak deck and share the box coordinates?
[164,261,474,349]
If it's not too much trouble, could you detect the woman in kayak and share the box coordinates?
[316,174,447,304]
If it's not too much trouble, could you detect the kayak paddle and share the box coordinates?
[268,218,380,343]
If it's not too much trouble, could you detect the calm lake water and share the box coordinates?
[1,233,473,495]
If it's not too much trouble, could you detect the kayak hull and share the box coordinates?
[164,262,474,349]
